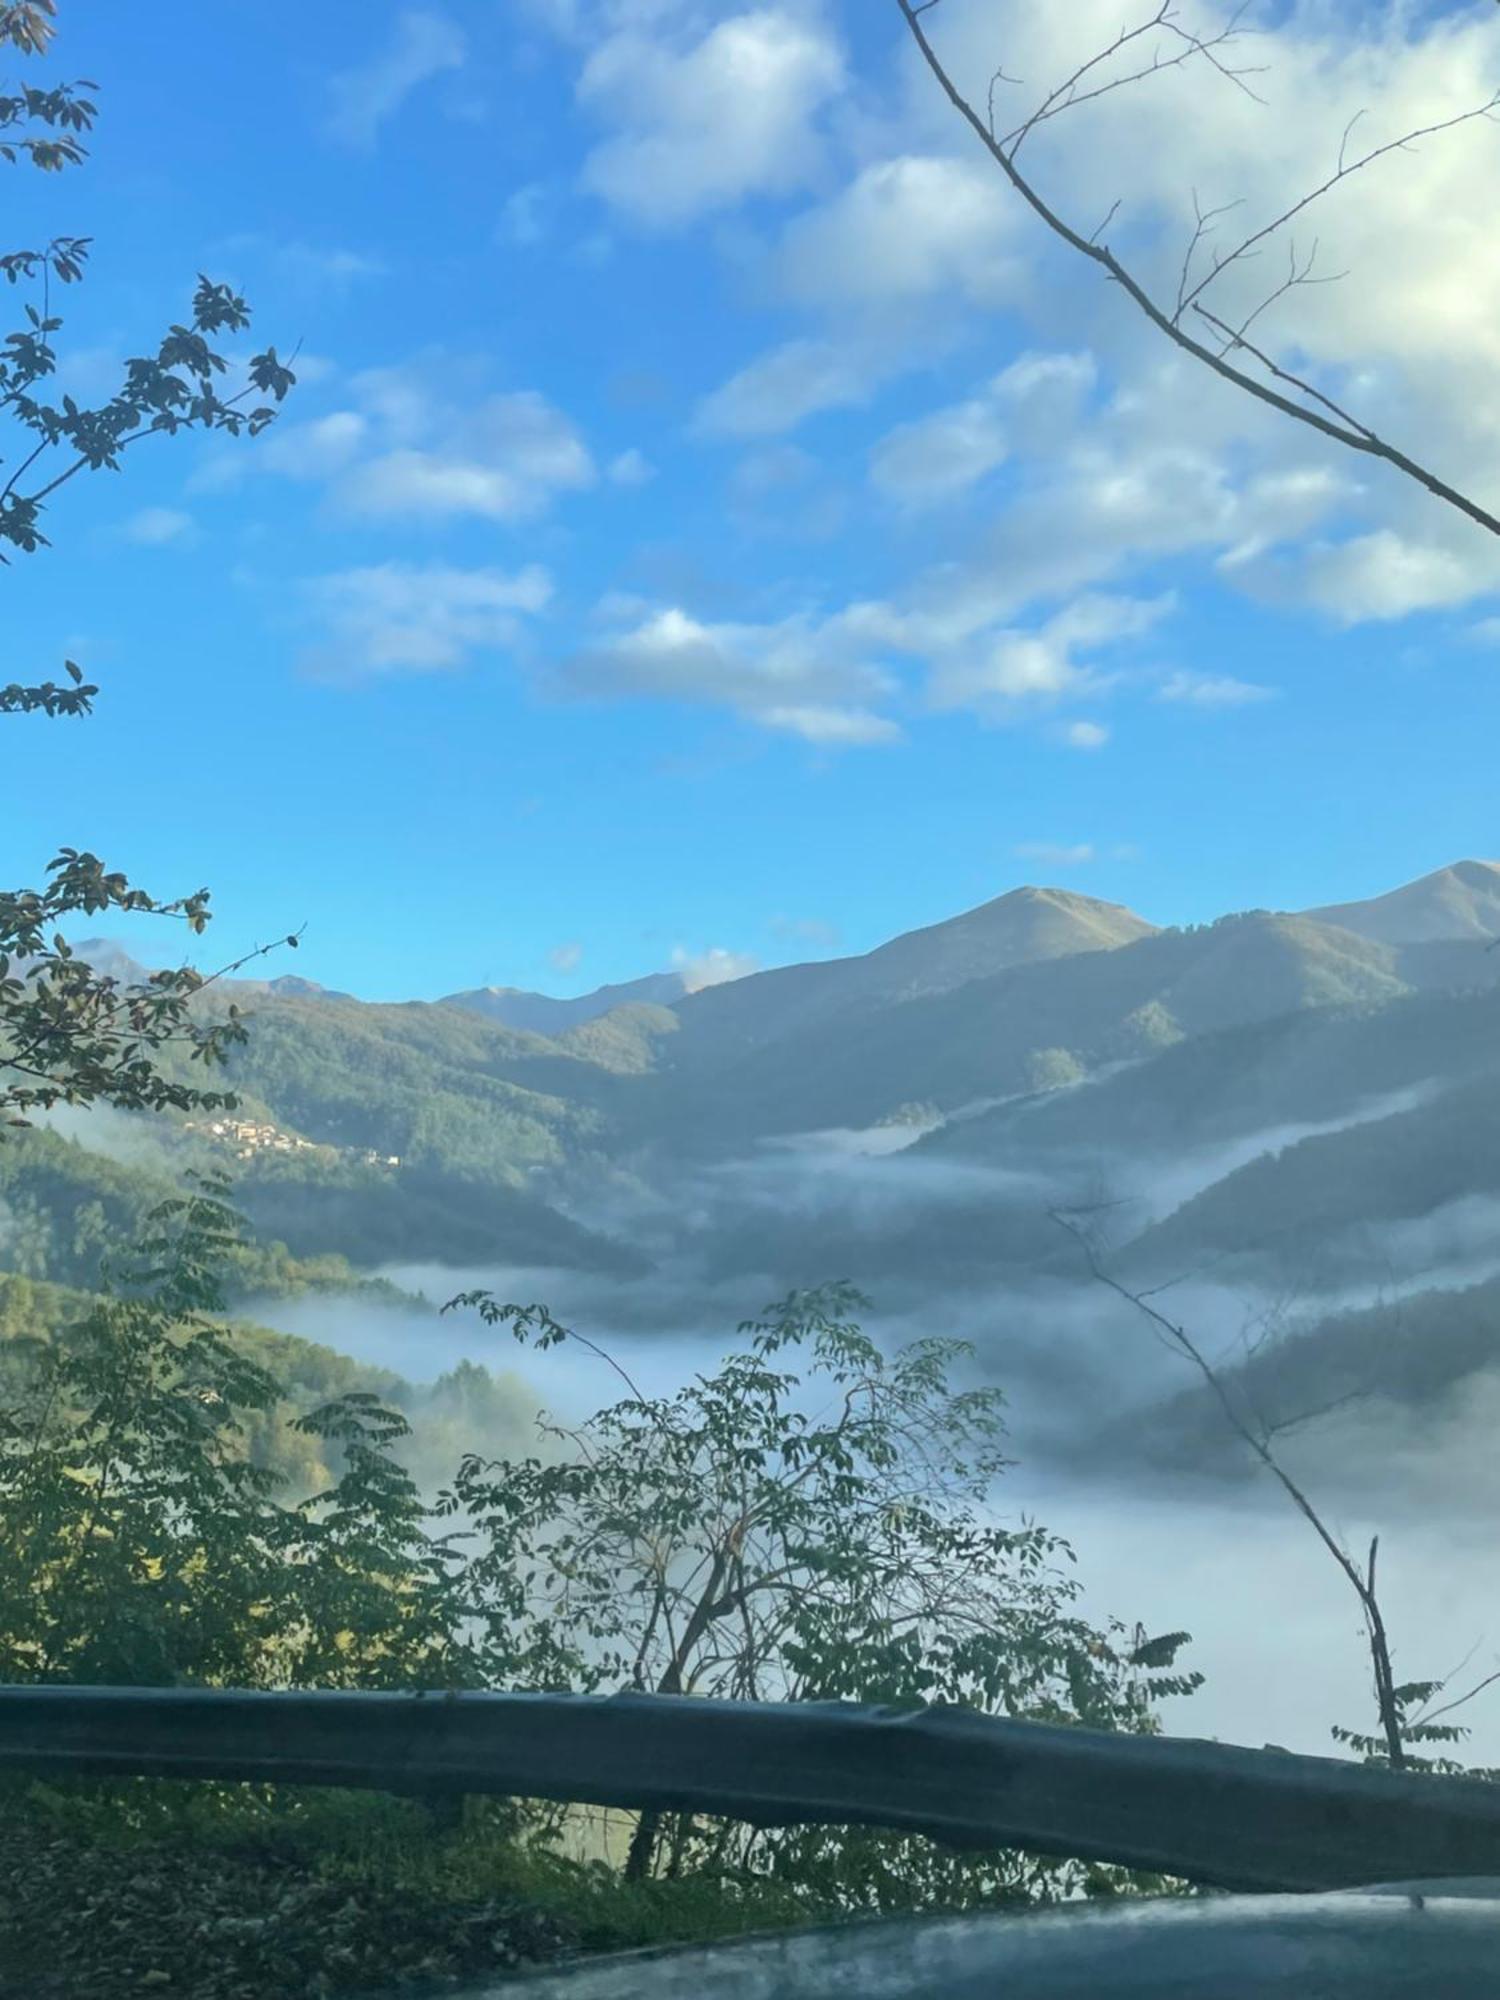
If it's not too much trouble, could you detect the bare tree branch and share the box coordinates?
[1416,1665,1500,1729]
[1051,1206,1407,1765]
[896,0,1500,541]
[998,2,1266,158]
[1173,90,1500,324]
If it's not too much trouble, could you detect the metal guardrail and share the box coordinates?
[6,1685,1500,1894]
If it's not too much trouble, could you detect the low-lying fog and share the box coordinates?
[249,1098,1500,1769]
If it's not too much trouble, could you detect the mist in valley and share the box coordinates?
[246,1079,1500,1770]
[17,1,1500,1980]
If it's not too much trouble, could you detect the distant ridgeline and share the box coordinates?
[3,859,1498,1463]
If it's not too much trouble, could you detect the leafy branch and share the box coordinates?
[1,0,297,1128]
[440,1280,1203,1901]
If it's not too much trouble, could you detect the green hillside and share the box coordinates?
[634,913,1450,1154]
[666,885,1157,1067]
[28,873,1500,1303]
[0,1123,641,1300]
[1092,1269,1500,1481]
[196,995,620,1179]
[0,1127,399,1303]
[0,1268,538,1500]
[1119,1073,1500,1284]
[922,980,1500,1167]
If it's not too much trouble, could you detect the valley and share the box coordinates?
[18,857,1500,1516]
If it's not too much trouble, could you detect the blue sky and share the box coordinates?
[7,0,1500,1001]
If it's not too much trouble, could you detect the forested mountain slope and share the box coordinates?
[923,978,1500,1166]
[666,885,1157,1064]
[1117,1071,1500,1286]
[630,912,1468,1154]
[38,865,1500,1283]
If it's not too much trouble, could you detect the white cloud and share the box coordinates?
[349,389,594,524]
[286,245,387,284]
[671,944,758,991]
[777,155,1021,312]
[578,9,843,228]
[1062,720,1110,751]
[869,395,1009,509]
[759,703,900,746]
[891,1,1500,617]
[270,243,386,287]
[1157,670,1277,707]
[560,601,903,744]
[731,444,817,498]
[326,10,466,148]
[564,580,1165,745]
[1242,528,1500,626]
[607,447,656,486]
[281,352,338,388]
[537,2,1500,628]
[548,941,584,974]
[684,3,1500,623]
[856,356,1355,641]
[1014,842,1096,867]
[921,0,1500,375]
[499,182,554,246]
[695,336,895,438]
[926,592,1173,723]
[727,441,847,541]
[264,411,370,481]
[302,562,552,681]
[868,351,1097,508]
[217,234,389,288]
[119,506,193,546]
[232,364,595,527]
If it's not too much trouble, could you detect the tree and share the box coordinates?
[1,1,295,1130]
[896,0,1500,539]
[0,1178,472,1689]
[441,1282,1202,1907]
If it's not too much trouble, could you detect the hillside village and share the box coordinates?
[183,1115,400,1172]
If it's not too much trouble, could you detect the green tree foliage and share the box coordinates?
[1331,1675,1500,1781]
[441,1283,1202,1906]
[1,0,293,1130]
[0,1186,1209,1904]
[0,1182,471,1688]
[0,1122,397,1299]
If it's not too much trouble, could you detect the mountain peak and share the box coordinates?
[886,883,1156,968]
[441,969,690,1035]
[667,880,1158,1064]
[1303,860,1500,946]
[988,883,1145,918]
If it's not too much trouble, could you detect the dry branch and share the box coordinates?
[896,0,1500,539]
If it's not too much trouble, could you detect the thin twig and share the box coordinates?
[1051,1207,1407,1765]
[895,0,1500,541]
[1176,90,1500,321]
[1001,4,1265,159]
[1192,303,1380,441]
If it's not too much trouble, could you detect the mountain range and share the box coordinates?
[31,858,1500,1477]
[69,857,1500,1027]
